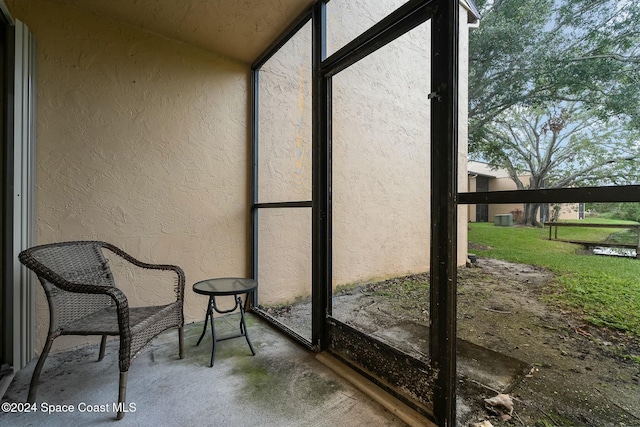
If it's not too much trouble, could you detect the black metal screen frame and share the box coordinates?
[252,1,460,425]
[459,185,640,205]
[251,1,640,426]
[250,8,315,350]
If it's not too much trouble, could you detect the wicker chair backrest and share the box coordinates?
[24,242,116,329]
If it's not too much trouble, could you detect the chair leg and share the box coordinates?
[117,371,128,420]
[178,327,184,359]
[27,334,55,403]
[98,335,107,361]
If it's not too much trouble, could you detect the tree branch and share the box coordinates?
[566,54,640,63]
[553,156,638,188]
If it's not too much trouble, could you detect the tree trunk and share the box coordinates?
[523,203,541,226]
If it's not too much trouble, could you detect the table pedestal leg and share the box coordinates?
[210,302,217,367]
[196,293,256,367]
[238,295,256,356]
[196,296,212,346]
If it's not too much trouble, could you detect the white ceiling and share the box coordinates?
[59,0,316,64]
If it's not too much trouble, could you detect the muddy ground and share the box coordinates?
[269,256,640,426]
[455,257,640,427]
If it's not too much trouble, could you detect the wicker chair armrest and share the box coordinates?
[104,287,131,337]
[32,276,132,336]
[46,275,130,316]
[53,281,133,366]
[96,287,131,336]
[59,281,132,336]
[101,243,186,302]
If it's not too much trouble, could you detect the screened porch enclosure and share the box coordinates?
[251,0,466,424]
[3,0,638,425]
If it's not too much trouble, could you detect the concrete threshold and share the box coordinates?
[316,352,437,427]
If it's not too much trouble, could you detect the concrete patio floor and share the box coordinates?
[1,314,433,427]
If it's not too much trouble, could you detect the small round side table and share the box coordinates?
[192,277,258,367]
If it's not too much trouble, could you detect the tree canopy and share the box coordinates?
[469,0,640,224]
[481,103,640,190]
[470,0,640,141]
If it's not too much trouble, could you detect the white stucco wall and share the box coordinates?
[8,0,251,351]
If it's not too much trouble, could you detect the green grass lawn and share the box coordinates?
[468,220,640,337]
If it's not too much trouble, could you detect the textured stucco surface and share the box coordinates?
[8,0,250,351]
[54,0,316,64]
[331,3,470,285]
[332,26,432,284]
[256,22,313,324]
[258,22,312,204]
[326,0,409,57]
[257,2,472,297]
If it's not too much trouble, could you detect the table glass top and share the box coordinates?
[192,277,257,295]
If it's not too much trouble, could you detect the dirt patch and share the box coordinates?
[455,258,640,426]
[269,257,640,426]
[469,242,492,251]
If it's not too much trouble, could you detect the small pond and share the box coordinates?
[592,246,637,258]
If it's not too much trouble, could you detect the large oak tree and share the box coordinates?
[480,103,640,225]
[469,0,640,225]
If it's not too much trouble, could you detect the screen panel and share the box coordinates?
[256,207,312,341]
[257,21,312,205]
[326,0,412,57]
[328,22,436,410]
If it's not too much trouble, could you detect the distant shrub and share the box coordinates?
[510,208,523,223]
[587,202,640,222]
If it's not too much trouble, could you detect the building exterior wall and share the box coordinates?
[487,176,578,222]
[468,164,579,223]
[331,21,433,286]
[331,2,470,286]
[467,176,478,222]
[457,6,471,257]
[556,203,579,220]
[487,176,530,221]
[8,0,251,351]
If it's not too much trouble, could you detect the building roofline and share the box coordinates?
[461,0,481,24]
[468,171,496,178]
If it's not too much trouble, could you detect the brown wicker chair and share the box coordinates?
[18,241,185,420]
